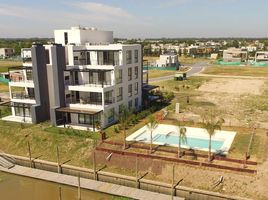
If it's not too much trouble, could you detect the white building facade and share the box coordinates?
[2,26,143,131]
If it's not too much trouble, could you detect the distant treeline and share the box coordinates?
[0,38,53,55]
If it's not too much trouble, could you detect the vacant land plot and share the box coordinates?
[203,65,268,77]
[0,60,22,73]
[198,78,264,95]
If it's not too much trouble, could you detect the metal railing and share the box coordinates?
[11,92,35,100]
[74,59,120,66]
[70,98,102,106]
[67,80,113,88]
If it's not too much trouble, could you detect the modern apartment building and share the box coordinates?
[2,26,142,131]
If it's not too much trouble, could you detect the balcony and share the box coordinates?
[11,92,36,104]
[74,59,120,66]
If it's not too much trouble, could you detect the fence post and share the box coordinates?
[93,151,97,180]
[57,146,62,174]
[136,155,140,189]
[27,141,32,168]
[78,174,81,200]
[171,164,175,200]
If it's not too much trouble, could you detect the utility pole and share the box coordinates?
[171,164,175,200]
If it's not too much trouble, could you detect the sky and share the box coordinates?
[0,0,268,38]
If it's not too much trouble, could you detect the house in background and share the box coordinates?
[1,26,142,131]
[155,53,180,68]
[223,48,248,63]
[0,48,15,58]
[255,51,268,63]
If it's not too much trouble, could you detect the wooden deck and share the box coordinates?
[0,165,184,200]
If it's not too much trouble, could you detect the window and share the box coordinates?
[134,82,138,95]
[108,108,115,123]
[117,87,123,102]
[64,32,68,45]
[134,66,138,79]
[104,91,113,105]
[126,50,132,64]
[78,114,91,125]
[14,103,31,117]
[45,50,50,64]
[128,100,132,109]
[134,50,139,63]
[128,84,132,97]
[135,98,139,109]
[128,68,132,81]
[116,69,122,84]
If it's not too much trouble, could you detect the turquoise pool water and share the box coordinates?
[135,133,224,151]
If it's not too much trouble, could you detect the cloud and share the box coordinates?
[0,5,30,17]
[73,2,133,19]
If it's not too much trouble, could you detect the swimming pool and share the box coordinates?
[126,124,236,154]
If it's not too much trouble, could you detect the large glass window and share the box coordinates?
[126,50,132,64]
[117,87,123,102]
[78,114,91,125]
[134,82,138,95]
[134,50,139,63]
[128,68,132,81]
[116,69,122,84]
[128,100,132,109]
[104,91,113,105]
[134,66,138,79]
[14,103,31,117]
[128,84,132,97]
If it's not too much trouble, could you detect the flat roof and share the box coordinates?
[56,107,102,115]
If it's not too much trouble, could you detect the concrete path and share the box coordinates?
[149,62,207,83]
[0,165,184,200]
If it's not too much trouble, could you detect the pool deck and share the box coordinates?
[126,124,236,154]
[0,165,184,200]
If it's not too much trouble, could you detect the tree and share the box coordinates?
[146,115,159,154]
[176,121,187,158]
[201,112,224,162]
[116,105,132,150]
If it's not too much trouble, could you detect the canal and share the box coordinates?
[0,172,129,200]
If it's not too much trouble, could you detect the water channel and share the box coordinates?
[0,172,129,200]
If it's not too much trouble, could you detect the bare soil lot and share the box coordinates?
[198,78,264,95]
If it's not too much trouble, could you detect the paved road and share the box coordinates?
[148,62,208,83]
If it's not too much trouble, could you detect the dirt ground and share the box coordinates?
[96,149,268,200]
[184,77,268,129]
[198,78,265,95]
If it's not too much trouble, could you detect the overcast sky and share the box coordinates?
[0,0,268,38]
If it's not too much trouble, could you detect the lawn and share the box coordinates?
[0,60,22,73]
[0,120,100,168]
[0,83,9,93]
[203,65,268,77]
[146,70,175,79]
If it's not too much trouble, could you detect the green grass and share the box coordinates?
[0,120,97,168]
[203,65,268,77]
[0,60,22,73]
[147,70,175,79]
[0,82,9,93]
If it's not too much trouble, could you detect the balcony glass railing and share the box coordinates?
[67,80,112,87]
[11,92,35,100]
[70,98,102,106]
[73,59,120,66]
